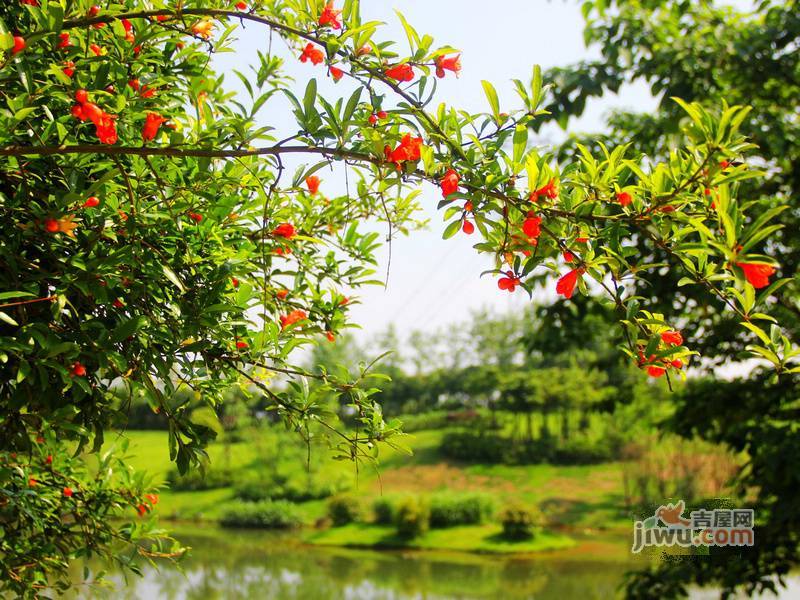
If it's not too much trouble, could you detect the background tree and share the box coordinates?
[535,0,800,596]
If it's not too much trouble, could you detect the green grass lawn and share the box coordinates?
[305,523,576,554]
[113,427,632,552]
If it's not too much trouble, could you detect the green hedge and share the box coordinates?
[395,497,430,538]
[441,431,614,465]
[327,495,361,526]
[500,502,544,540]
[219,500,302,529]
[165,467,233,492]
[429,493,494,528]
[234,475,342,503]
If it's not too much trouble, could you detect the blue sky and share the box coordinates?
[217,1,659,345]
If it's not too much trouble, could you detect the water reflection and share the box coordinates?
[77,526,637,599]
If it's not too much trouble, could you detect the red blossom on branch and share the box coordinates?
[300,43,324,65]
[319,3,342,29]
[736,262,776,289]
[384,63,415,82]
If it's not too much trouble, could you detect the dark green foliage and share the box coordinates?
[233,474,341,503]
[327,495,362,526]
[166,467,233,492]
[440,431,507,463]
[394,497,430,538]
[500,503,544,540]
[219,500,302,529]
[440,431,614,465]
[372,497,396,525]
[429,493,495,528]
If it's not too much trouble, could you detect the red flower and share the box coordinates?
[12,36,26,55]
[556,268,583,299]
[464,201,474,212]
[20,0,39,5]
[339,296,349,306]
[142,112,166,142]
[385,134,423,164]
[498,272,520,292]
[235,1,247,9]
[95,117,118,145]
[121,18,134,42]
[63,61,75,77]
[75,89,89,105]
[462,219,475,235]
[434,54,461,78]
[661,330,683,347]
[384,63,415,82]
[319,2,342,29]
[89,43,102,56]
[617,191,632,207]
[671,359,684,369]
[440,169,460,197]
[45,455,53,465]
[531,179,558,201]
[326,331,336,342]
[272,223,296,239]
[136,503,148,517]
[145,493,159,506]
[647,365,666,378]
[28,477,37,487]
[63,487,73,498]
[71,361,86,377]
[329,66,344,82]
[235,340,248,349]
[83,196,100,208]
[576,236,588,243]
[140,85,156,98]
[522,216,541,239]
[305,175,321,194]
[188,212,203,223]
[232,277,239,288]
[44,218,59,233]
[276,289,289,300]
[563,251,574,263]
[112,298,124,308]
[57,32,71,49]
[280,309,308,330]
[88,5,100,16]
[300,43,324,65]
[737,262,776,289]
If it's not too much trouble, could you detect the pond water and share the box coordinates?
[85,526,637,599]
[72,526,795,599]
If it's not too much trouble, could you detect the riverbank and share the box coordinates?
[117,427,633,554]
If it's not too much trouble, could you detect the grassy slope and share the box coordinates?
[115,428,631,552]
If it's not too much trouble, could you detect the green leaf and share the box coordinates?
[481,80,500,121]
[110,316,149,344]
[162,265,185,292]
[442,219,462,240]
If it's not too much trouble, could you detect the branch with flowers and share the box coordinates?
[0,0,794,594]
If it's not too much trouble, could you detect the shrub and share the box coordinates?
[234,475,342,503]
[500,503,544,540]
[165,467,232,492]
[429,493,494,528]
[219,500,302,529]
[394,497,430,538]
[552,438,613,465]
[372,496,396,524]
[327,495,361,526]
[440,431,506,463]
